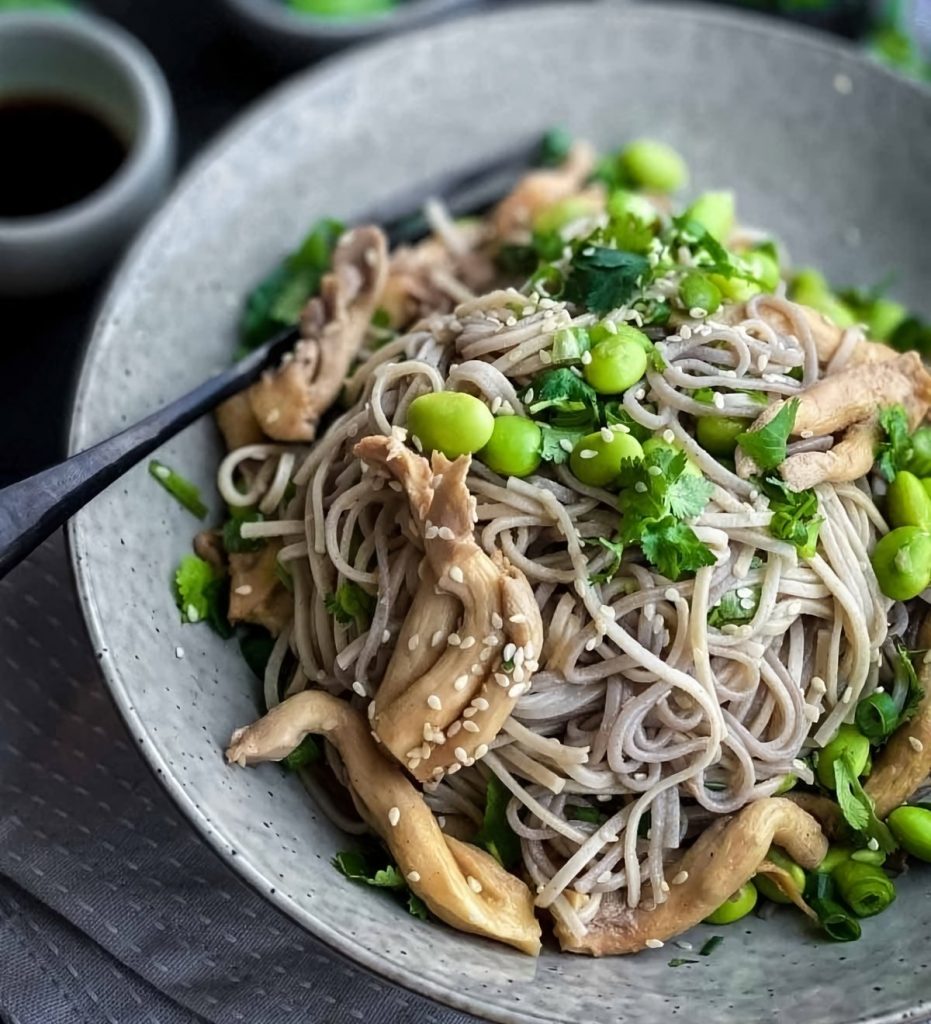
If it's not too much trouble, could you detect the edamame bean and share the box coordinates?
[816,724,871,790]
[790,268,856,328]
[741,248,780,293]
[619,139,688,193]
[862,297,907,341]
[478,416,542,479]
[887,805,931,862]
[407,391,494,459]
[870,525,931,601]
[606,190,659,252]
[533,194,603,236]
[679,272,722,316]
[704,881,758,925]
[684,190,735,242]
[905,427,931,478]
[583,328,649,395]
[755,848,806,905]
[817,846,853,875]
[832,860,896,917]
[888,471,931,530]
[696,414,752,457]
[570,429,644,488]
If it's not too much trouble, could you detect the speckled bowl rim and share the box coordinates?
[68,5,931,1022]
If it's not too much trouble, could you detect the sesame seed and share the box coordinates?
[408,758,421,771]
[635,389,646,401]
[581,351,593,365]
[539,350,552,365]
[503,642,517,661]
[634,481,648,494]
[480,647,493,662]
[689,307,707,319]
[509,613,527,624]
[448,722,462,737]
[431,629,445,647]
[660,880,670,893]
[438,526,455,541]
[672,871,689,885]
[584,638,598,652]
[153,464,171,480]
[186,604,200,623]
[427,694,442,711]
[460,636,476,650]
[472,697,489,710]
[645,939,664,950]
[834,72,853,95]
[449,566,465,584]
[454,746,469,763]
[524,643,535,659]
[559,438,575,453]
[467,875,483,893]
[909,736,924,752]
[867,836,880,852]
[448,634,462,646]
[463,720,481,733]
[510,682,529,699]
[352,680,367,697]
[494,673,510,688]
[662,429,675,444]
[408,634,420,652]
[234,584,253,596]
[454,674,469,691]
[424,526,439,540]
[579,449,598,460]
[407,871,421,883]
[447,762,461,774]
[388,807,401,827]
[463,707,477,719]
[841,689,853,704]
[600,427,614,443]
[712,393,725,409]
[174,645,185,659]
[491,612,504,630]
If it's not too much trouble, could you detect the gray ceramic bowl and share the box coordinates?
[216,0,481,60]
[69,5,931,1023]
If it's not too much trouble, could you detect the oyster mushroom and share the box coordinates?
[227,543,291,636]
[249,226,388,442]
[353,435,544,783]
[216,391,265,451]
[226,689,542,955]
[555,798,827,955]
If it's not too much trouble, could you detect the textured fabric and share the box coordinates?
[0,533,480,1024]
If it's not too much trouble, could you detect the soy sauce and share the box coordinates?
[0,96,127,218]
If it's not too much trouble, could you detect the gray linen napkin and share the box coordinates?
[0,532,480,1024]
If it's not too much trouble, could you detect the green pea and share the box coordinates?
[862,297,907,341]
[704,881,758,925]
[887,471,931,531]
[684,190,735,242]
[887,805,931,862]
[641,437,702,477]
[678,272,722,316]
[790,268,856,328]
[407,391,494,459]
[741,248,780,293]
[589,321,652,351]
[870,525,931,601]
[695,414,752,457]
[570,429,644,488]
[533,194,602,236]
[606,190,659,252]
[755,848,806,905]
[904,427,931,477]
[478,416,542,479]
[618,139,688,193]
[816,724,871,790]
[583,329,649,395]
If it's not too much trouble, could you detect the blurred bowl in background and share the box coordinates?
[0,11,176,297]
[216,0,483,62]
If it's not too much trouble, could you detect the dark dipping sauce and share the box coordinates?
[0,96,127,218]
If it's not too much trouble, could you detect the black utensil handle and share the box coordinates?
[0,326,298,580]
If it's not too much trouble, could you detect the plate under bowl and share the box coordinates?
[69,5,931,1023]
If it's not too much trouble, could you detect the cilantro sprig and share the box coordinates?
[333,848,428,920]
[473,775,522,870]
[736,399,799,471]
[324,582,376,628]
[833,750,897,854]
[759,475,822,559]
[563,247,651,315]
[876,404,911,482]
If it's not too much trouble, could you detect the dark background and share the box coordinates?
[0,0,878,487]
[0,1,283,486]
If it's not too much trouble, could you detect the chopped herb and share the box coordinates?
[371,307,392,330]
[735,399,799,470]
[407,891,429,919]
[638,518,717,582]
[588,536,625,585]
[566,804,609,825]
[551,326,591,365]
[563,247,651,315]
[668,958,699,968]
[174,555,232,637]
[699,935,724,956]
[148,460,208,519]
[540,422,588,465]
[333,846,429,920]
[603,402,653,442]
[282,735,321,771]
[759,475,822,558]
[538,127,573,167]
[889,316,931,359]
[708,585,760,628]
[833,750,897,853]
[473,775,521,870]
[240,217,344,351]
[238,625,275,681]
[324,582,376,627]
[222,508,265,554]
[876,404,911,482]
[525,368,600,417]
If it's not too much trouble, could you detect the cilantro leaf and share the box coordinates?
[876,404,911,482]
[282,735,321,771]
[588,537,625,585]
[324,582,376,627]
[222,508,265,554]
[735,399,799,470]
[473,775,521,869]
[893,641,925,727]
[540,422,588,465]
[603,402,653,442]
[759,475,822,558]
[526,368,599,416]
[149,460,208,519]
[639,517,716,581]
[333,846,429,920]
[240,217,344,351]
[174,555,231,637]
[566,804,609,825]
[833,750,898,853]
[407,891,429,919]
[563,247,651,315]
[708,585,760,628]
